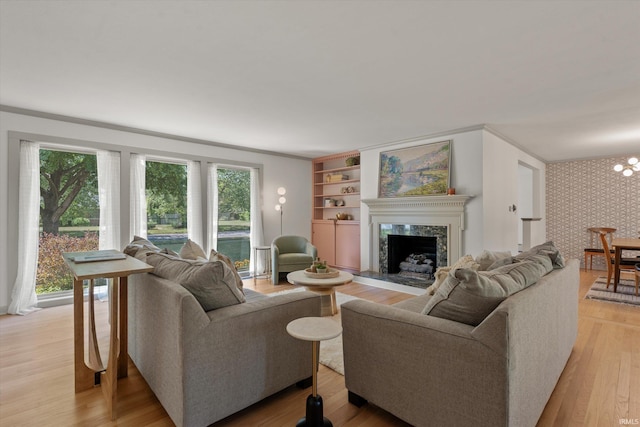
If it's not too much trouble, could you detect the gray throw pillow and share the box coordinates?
[475,250,512,271]
[147,253,246,311]
[515,241,565,269]
[179,239,207,260]
[422,259,550,326]
[209,249,244,291]
[123,235,161,259]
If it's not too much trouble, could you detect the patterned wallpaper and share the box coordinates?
[546,156,640,270]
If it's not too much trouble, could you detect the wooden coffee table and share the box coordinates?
[286,270,353,316]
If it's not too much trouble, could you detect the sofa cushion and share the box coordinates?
[147,252,246,311]
[426,254,480,295]
[179,239,207,260]
[209,249,244,291]
[278,253,314,265]
[515,241,565,269]
[422,258,552,326]
[475,249,512,271]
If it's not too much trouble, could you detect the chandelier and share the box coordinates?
[614,157,640,176]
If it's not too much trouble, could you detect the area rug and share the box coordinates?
[585,276,640,307]
[268,288,359,375]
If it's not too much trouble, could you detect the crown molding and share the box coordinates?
[0,104,310,161]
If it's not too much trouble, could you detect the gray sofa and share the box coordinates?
[128,271,321,427]
[342,257,579,427]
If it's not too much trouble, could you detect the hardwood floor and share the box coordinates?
[1,270,639,426]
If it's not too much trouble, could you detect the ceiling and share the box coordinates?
[1,1,639,161]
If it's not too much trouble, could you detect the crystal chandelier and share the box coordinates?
[614,157,640,176]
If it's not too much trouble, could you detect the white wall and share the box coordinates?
[0,111,312,313]
[359,129,485,270]
[482,130,546,253]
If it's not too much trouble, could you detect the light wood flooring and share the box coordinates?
[1,269,639,426]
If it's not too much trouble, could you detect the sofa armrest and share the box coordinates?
[305,241,318,259]
[341,299,509,427]
[180,291,322,426]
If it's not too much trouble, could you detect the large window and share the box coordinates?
[37,149,99,295]
[145,160,188,253]
[216,167,251,273]
[9,133,263,312]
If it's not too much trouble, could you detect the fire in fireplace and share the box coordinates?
[387,235,437,279]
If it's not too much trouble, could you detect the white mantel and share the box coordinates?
[362,195,473,272]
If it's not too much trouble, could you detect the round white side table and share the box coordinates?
[287,317,342,427]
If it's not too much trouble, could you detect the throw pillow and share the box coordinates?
[426,254,480,295]
[422,259,548,326]
[147,252,246,311]
[123,235,161,259]
[160,247,179,257]
[475,250,512,271]
[515,241,565,269]
[179,239,207,260]
[209,249,244,291]
[487,256,514,270]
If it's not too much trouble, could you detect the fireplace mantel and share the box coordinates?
[362,195,472,214]
[362,195,473,272]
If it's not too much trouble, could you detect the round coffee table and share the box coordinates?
[287,270,354,316]
[287,317,342,427]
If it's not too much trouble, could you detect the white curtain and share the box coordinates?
[97,150,121,250]
[207,164,219,253]
[8,141,41,315]
[130,154,147,238]
[249,168,265,275]
[187,160,204,248]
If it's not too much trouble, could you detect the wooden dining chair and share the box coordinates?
[635,264,640,297]
[599,232,638,293]
[584,227,616,270]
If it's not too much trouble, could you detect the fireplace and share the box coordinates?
[388,235,437,279]
[362,195,472,280]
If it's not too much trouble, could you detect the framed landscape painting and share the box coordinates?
[378,140,451,198]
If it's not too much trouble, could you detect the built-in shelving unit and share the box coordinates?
[311,151,361,272]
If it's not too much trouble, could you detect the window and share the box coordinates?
[145,160,188,253]
[216,167,251,273]
[37,149,99,295]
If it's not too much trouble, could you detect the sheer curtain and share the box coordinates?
[130,154,147,238]
[249,168,265,275]
[97,150,121,250]
[207,164,219,253]
[8,141,41,315]
[187,160,203,248]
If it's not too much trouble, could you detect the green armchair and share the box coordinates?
[271,235,317,284]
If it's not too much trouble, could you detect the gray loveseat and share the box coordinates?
[342,255,579,427]
[128,267,321,427]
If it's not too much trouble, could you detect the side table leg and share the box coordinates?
[74,278,97,392]
[296,341,332,427]
[118,277,128,379]
[101,276,120,420]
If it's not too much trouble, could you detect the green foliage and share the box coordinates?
[147,220,157,230]
[217,168,250,221]
[36,232,99,294]
[71,217,91,227]
[40,150,98,234]
[146,161,187,224]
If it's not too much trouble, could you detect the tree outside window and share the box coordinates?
[37,149,99,294]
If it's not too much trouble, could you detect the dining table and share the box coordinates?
[611,238,640,293]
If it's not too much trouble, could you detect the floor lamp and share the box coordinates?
[275,187,286,235]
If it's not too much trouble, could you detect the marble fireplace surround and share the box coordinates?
[362,195,472,273]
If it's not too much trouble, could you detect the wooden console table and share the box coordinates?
[63,250,153,420]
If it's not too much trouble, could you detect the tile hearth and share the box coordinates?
[356,270,433,289]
